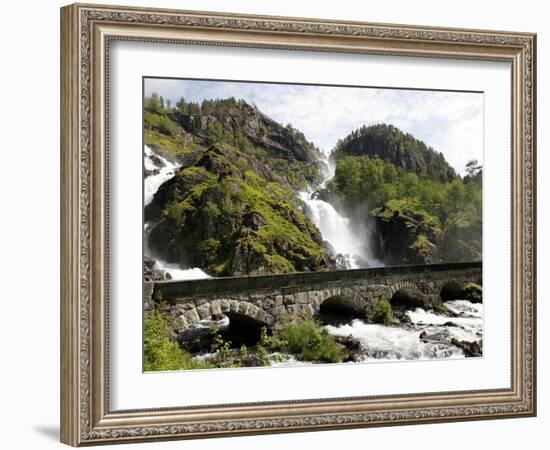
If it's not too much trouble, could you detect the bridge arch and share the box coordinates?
[174,299,274,333]
[317,287,368,319]
[389,280,423,296]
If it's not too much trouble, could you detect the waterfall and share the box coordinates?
[298,152,383,268]
[299,192,359,268]
[144,145,179,206]
[144,145,210,281]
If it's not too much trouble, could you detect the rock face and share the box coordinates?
[145,97,326,190]
[144,98,335,277]
[372,199,443,265]
[171,102,322,170]
[143,256,170,281]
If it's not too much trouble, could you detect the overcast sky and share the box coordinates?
[145,78,483,175]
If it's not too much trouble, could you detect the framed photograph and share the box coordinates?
[60,3,536,446]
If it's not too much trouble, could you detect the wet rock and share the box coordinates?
[144,256,156,271]
[148,153,166,168]
[393,310,413,325]
[334,334,362,352]
[372,202,443,265]
[334,253,351,270]
[143,257,163,281]
[242,211,267,231]
[462,283,483,303]
[451,338,482,357]
[144,168,160,178]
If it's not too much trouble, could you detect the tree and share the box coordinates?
[151,92,160,108]
[465,159,482,181]
[176,97,186,114]
[187,102,201,115]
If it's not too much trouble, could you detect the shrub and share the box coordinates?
[434,303,451,315]
[143,310,213,371]
[275,320,343,363]
[372,299,394,325]
[462,282,483,303]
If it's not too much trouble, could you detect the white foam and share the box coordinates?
[143,145,179,206]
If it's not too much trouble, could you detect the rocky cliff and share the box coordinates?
[144,97,335,276]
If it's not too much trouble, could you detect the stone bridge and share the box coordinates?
[146,262,481,333]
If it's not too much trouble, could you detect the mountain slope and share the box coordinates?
[323,124,481,265]
[144,96,335,276]
[331,123,456,182]
[145,95,325,190]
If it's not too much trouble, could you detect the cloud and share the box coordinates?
[144,78,483,175]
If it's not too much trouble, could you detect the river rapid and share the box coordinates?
[144,145,483,364]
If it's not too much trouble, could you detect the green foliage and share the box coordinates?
[462,282,483,303]
[408,234,434,262]
[434,304,451,315]
[324,124,482,264]
[192,327,276,369]
[144,130,195,157]
[372,299,394,325]
[209,333,234,367]
[143,310,213,371]
[147,142,331,276]
[143,101,196,157]
[206,122,226,143]
[331,123,456,182]
[274,320,343,363]
[326,152,482,263]
[145,313,347,371]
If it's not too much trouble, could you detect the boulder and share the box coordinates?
[451,338,482,357]
[372,200,443,265]
[462,283,483,303]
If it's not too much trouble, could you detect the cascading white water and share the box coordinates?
[144,145,210,281]
[299,191,382,268]
[299,192,362,268]
[152,259,210,281]
[298,152,382,269]
[144,145,179,206]
[325,300,483,361]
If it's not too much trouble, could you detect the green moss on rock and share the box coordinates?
[145,142,333,277]
[462,282,483,303]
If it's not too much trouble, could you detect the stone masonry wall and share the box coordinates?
[147,262,482,333]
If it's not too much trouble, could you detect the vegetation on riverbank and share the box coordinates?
[144,310,214,371]
[144,309,344,371]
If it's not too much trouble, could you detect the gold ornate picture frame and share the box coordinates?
[60,3,536,446]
